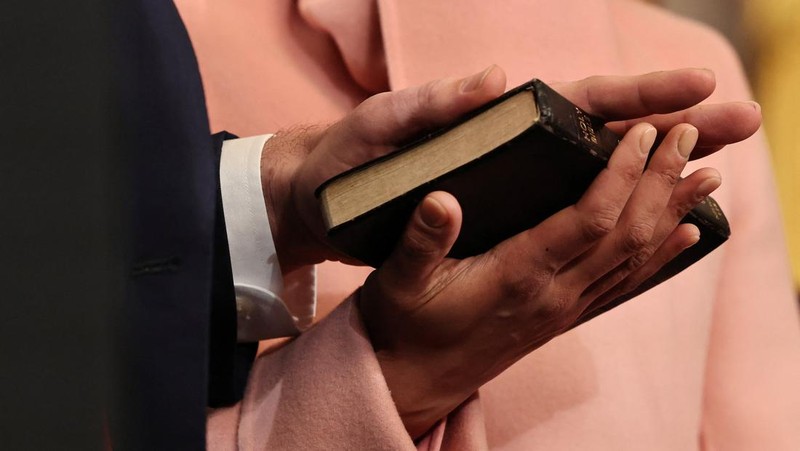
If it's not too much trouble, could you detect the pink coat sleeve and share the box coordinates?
[207,296,488,450]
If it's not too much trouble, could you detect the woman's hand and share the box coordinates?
[360,122,719,437]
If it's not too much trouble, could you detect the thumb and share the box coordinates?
[381,191,462,285]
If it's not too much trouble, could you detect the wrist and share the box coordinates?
[375,348,474,438]
[260,132,319,273]
[358,285,476,438]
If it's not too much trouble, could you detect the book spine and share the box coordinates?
[532,79,620,160]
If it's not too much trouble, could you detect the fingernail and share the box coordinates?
[746,101,761,113]
[698,67,715,78]
[685,231,701,249]
[677,127,698,158]
[640,126,657,154]
[419,196,448,228]
[696,176,722,198]
[461,65,496,93]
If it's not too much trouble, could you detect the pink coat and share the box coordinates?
[175,0,800,449]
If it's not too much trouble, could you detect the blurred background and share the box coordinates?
[646,0,800,297]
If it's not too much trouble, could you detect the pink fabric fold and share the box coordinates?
[298,0,388,93]
[236,298,413,449]
[206,297,489,450]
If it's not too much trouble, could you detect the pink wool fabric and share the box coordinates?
[175,0,800,449]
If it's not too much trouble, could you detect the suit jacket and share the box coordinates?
[2,0,255,447]
[112,1,253,448]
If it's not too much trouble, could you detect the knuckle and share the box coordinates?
[500,267,551,304]
[626,247,653,272]
[400,228,439,261]
[360,92,386,111]
[355,92,391,124]
[532,285,578,328]
[620,164,644,186]
[416,80,441,109]
[349,93,396,140]
[670,196,698,221]
[621,223,654,253]
[583,75,602,86]
[653,167,682,188]
[581,207,618,241]
[538,295,570,322]
[581,76,602,108]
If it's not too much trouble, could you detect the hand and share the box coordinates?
[261,66,760,273]
[551,68,761,159]
[360,122,721,438]
[262,66,507,272]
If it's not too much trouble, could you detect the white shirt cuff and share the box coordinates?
[219,134,316,342]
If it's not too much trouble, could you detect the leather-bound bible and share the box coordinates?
[316,79,730,321]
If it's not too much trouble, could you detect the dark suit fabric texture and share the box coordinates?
[113,1,255,448]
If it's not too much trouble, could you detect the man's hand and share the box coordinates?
[261,66,760,274]
[262,66,507,272]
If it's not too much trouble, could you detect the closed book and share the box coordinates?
[317,79,729,321]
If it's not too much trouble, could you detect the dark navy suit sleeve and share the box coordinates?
[113,1,253,448]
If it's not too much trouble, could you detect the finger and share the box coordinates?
[559,124,697,292]
[552,68,716,120]
[576,222,702,324]
[347,65,507,149]
[645,167,722,255]
[492,122,654,273]
[300,66,507,193]
[576,167,721,305]
[608,101,762,159]
[380,191,463,289]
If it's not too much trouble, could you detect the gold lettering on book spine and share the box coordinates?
[705,197,724,221]
[575,107,598,145]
